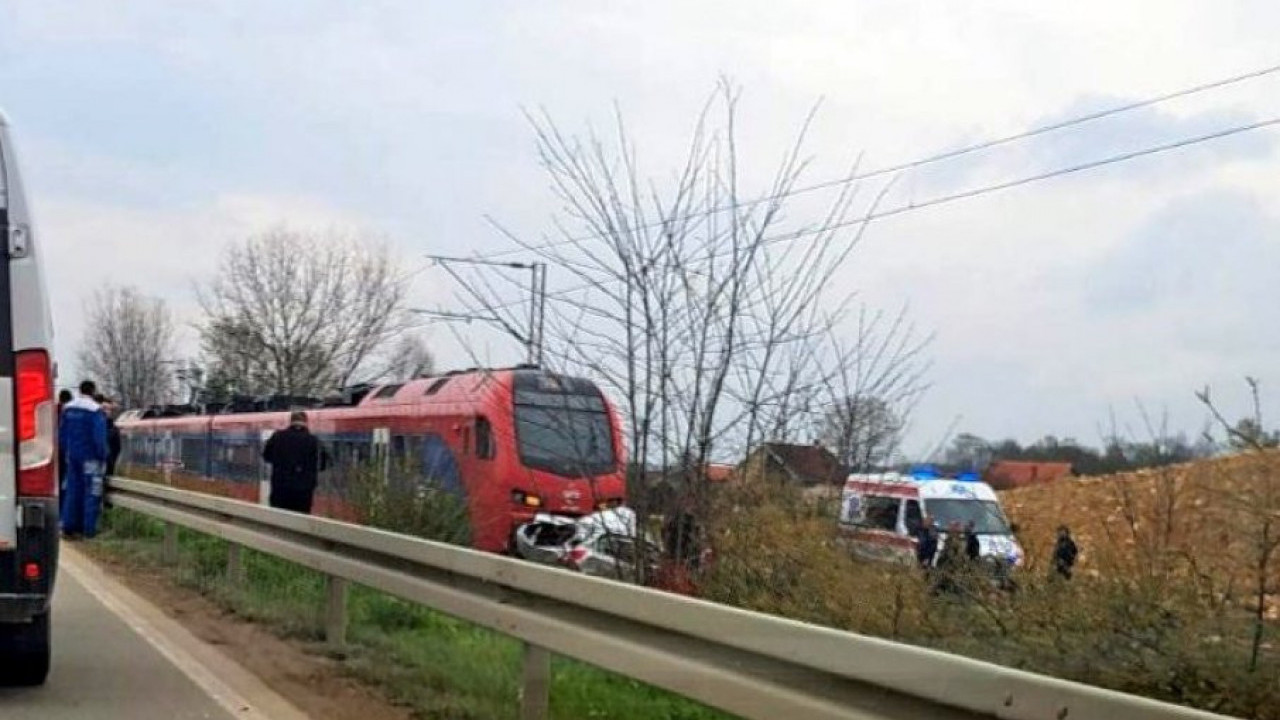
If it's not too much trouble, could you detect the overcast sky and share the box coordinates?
[2,1,1278,454]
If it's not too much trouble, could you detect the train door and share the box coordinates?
[160,429,176,482]
[203,418,214,478]
[372,427,390,483]
[258,428,272,505]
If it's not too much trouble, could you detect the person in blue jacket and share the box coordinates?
[59,380,109,539]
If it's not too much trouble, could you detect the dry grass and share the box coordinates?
[699,454,1280,719]
[1002,451,1280,622]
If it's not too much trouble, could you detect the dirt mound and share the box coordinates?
[1001,450,1280,617]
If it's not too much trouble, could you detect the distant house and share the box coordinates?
[984,460,1073,490]
[740,442,846,486]
[636,462,737,511]
[703,463,735,483]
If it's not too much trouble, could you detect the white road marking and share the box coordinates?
[60,545,310,720]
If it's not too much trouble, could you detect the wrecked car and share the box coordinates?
[513,506,660,581]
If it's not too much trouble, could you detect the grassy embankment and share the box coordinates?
[97,465,729,720]
[701,451,1280,720]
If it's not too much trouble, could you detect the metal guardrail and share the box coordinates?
[106,477,1235,720]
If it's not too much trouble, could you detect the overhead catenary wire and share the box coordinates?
[454,113,1280,315]
[468,59,1280,262]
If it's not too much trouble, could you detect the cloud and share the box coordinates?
[1086,189,1280,317]
[898,94,1278,203]
[38,189,387,383]
[4,0,1280,449]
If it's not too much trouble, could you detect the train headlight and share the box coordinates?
[512,489,543,508]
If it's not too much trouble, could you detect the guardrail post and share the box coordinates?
[325,575,349,648]
[226,543,244,587]
[161,522,178,564]
[520,643,550,720]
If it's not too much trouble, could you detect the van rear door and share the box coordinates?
[0,119,17,552]
[0,111,58,612]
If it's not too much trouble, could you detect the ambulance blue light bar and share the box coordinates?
[903,465,981,482]
[908,465,939,480]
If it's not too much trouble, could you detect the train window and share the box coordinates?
[374,384,404,399]
[476,417,494,460]
[405,436,424,465]
[391,435,406,460]
[424,377,450,395]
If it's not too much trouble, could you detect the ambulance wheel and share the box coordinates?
[0,611,51,686]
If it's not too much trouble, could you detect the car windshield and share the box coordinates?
[514,395,615,477]
[925,499,1011,534]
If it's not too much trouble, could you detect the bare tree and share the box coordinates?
[943,433,992,470]
[816,306,931,470]
[821,396,902,468]
[77,286,175,409]
[462,81,926,570]
[379,333,436,382]
[198,317,266,398]
[198,226,408,397]
[1197,377,1280,673]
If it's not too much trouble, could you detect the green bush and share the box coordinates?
[332,458,472,545]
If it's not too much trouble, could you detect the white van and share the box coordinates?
[0,109,58,686]
[837,472,1024,568]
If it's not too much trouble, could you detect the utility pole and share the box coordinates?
[418,255,547,367]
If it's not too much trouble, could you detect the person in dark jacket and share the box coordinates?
[964,520,981,562]
[59,381,108,539]
[914,515,940,569]
[96,395,122,477]
[1053,525,1079,580]
[57,389,73,492]
[262,411,330,514]
[931,521,969,596]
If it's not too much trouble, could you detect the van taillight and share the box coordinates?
[16,350,55,496]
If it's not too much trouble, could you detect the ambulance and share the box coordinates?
[837,469,1023,568]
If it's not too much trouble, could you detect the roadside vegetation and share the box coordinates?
[89,505,728,720]
[700,448,1280,720]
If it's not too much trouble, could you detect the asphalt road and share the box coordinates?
[0,548,306,720]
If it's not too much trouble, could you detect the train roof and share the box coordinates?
[119,365,607,421]
[359,366,602,407]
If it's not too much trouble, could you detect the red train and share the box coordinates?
[115,367,628,553]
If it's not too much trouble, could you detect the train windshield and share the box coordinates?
[514,388,615,477]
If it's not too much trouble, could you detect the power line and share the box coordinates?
[818,114,1280,229]
[463,113,1280,313]
[469,59,1280,262]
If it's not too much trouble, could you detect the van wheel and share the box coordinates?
[0,612,51,686]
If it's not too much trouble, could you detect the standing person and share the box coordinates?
[914,514,940,569]
[96,395,122,477]
[261,411,330,514]
[964,520,981,562]
[56,389,73,492]
[59,381,108,539]
[932,521,967,596]
[1053,525,1079,580]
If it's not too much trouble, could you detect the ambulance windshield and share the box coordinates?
[926,499,1011,534]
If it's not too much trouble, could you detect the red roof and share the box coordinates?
[749,443,845,485]
[984,461,1073,490]
[704,464,735,483]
